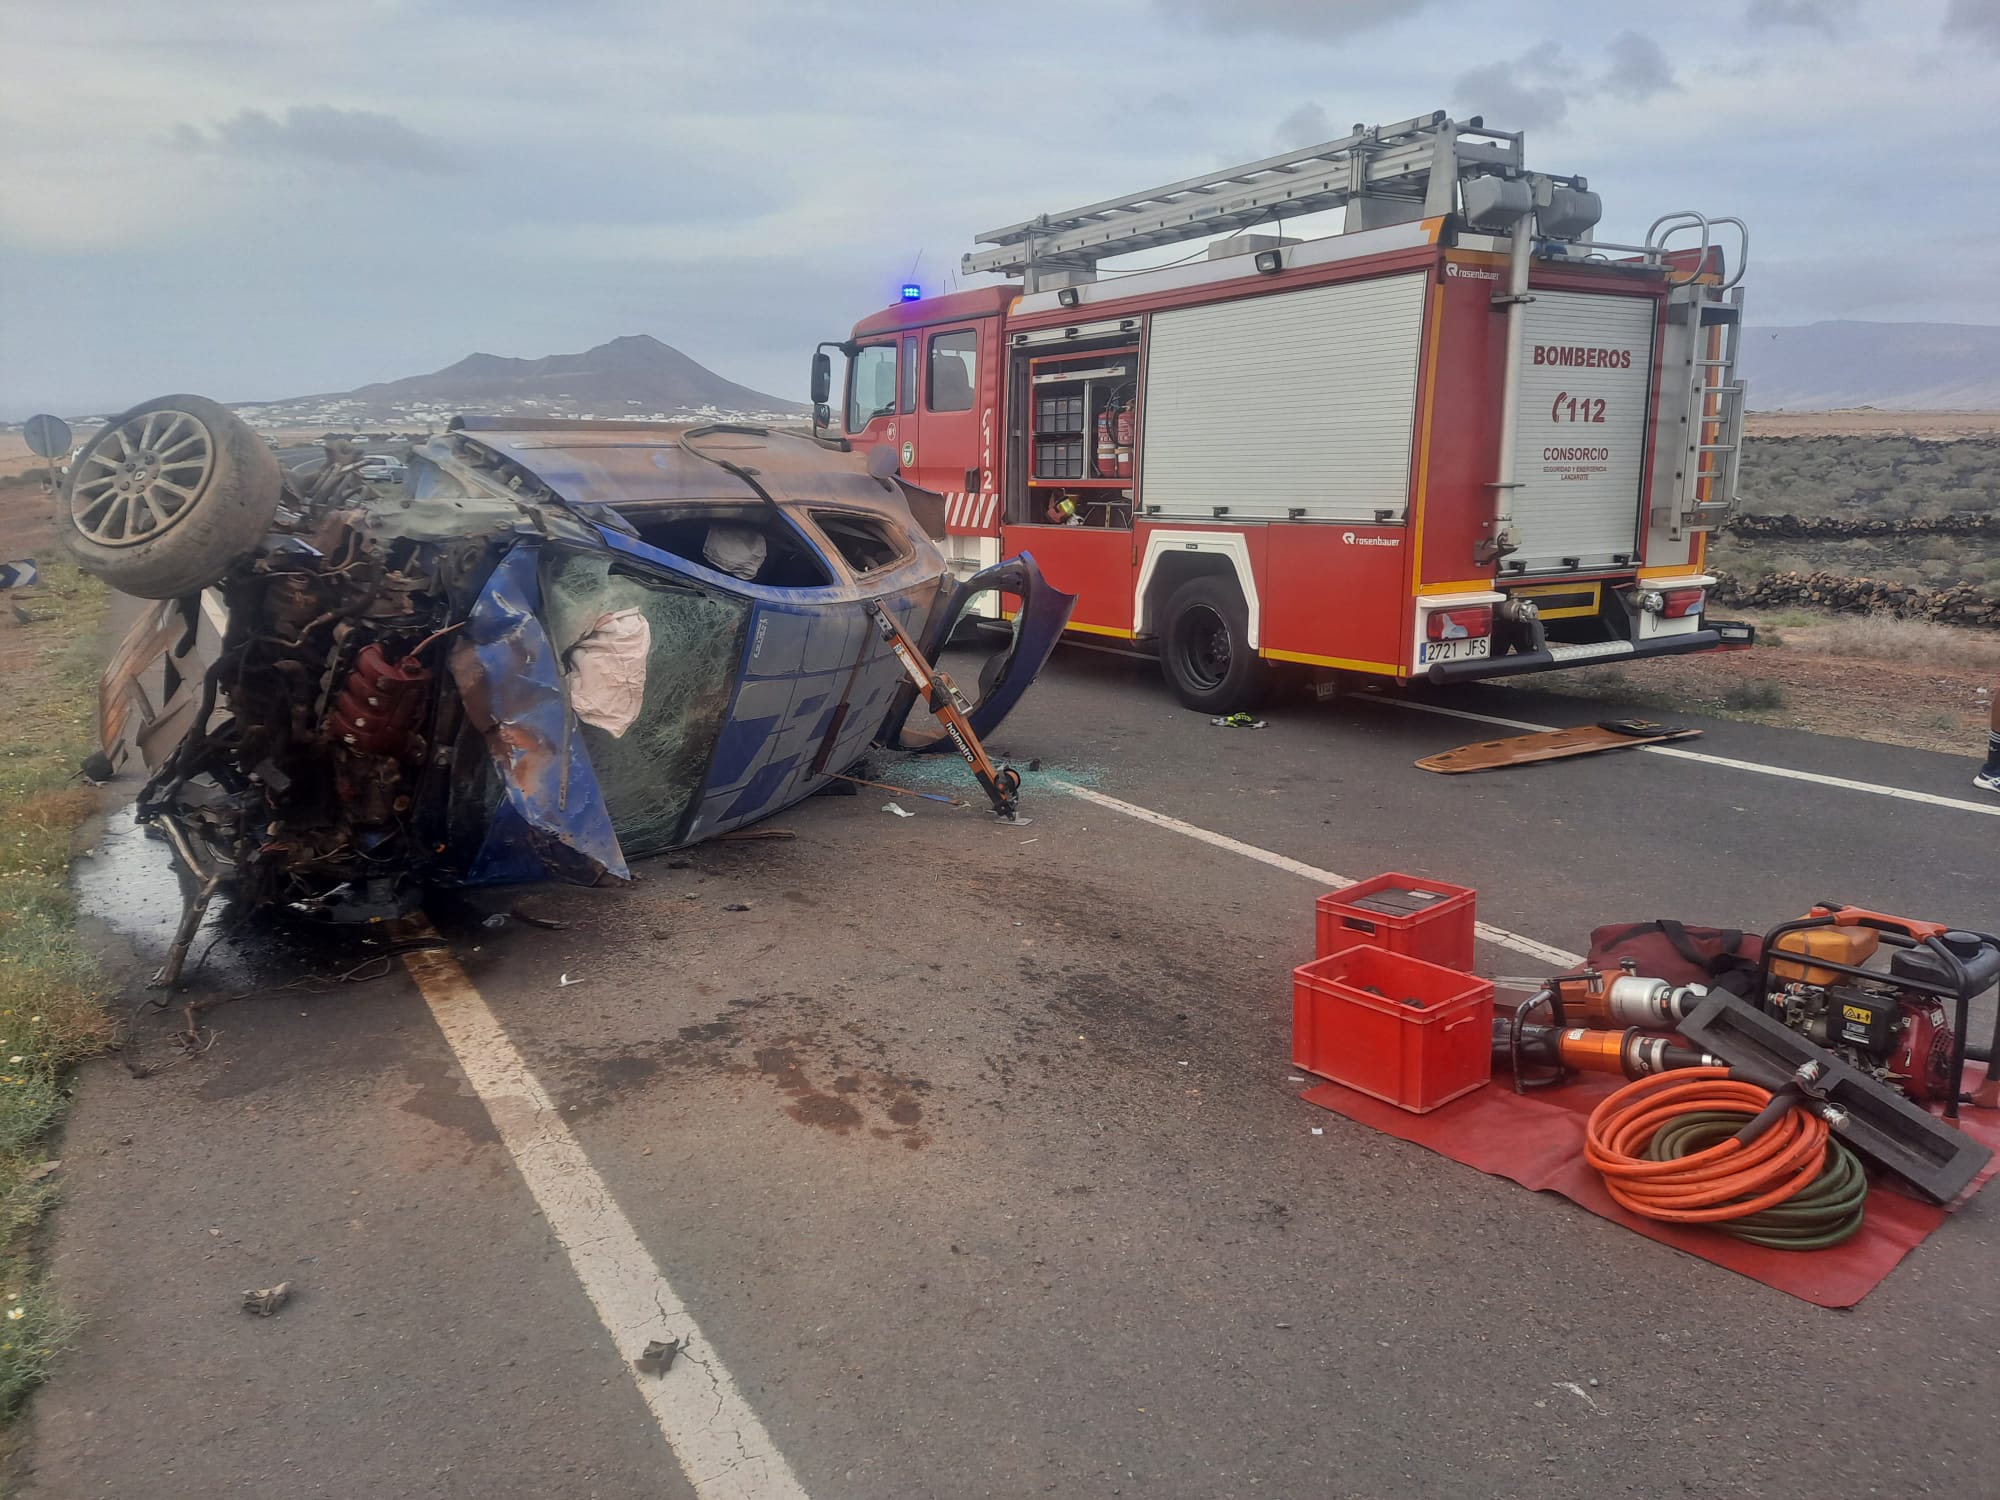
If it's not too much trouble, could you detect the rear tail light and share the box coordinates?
[1427,606,1493,641]
[1661,587,1704,619]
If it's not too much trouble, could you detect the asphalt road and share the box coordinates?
[22,646,2000,1499]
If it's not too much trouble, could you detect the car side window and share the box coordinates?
[928,330,977,412]
[846,344,897,432]
[901,335,919,414]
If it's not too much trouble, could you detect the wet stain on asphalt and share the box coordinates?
[78,806,376,999]
[789,1092,863,1130]
[398,1055,500,1145]
[750,1039,926,1144]
[677,1020,736,1045]
[75,809,191,940]
[582,1050,661,1092]
[550,1004,932,1146]
[753,1044,809,1093]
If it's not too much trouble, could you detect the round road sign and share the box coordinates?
[22,413,73,460]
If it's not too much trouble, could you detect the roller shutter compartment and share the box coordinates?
[1140,274,1426,524]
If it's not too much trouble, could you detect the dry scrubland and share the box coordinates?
[1721,430,2000,600]
[1744,410,2000,439]
[1519,606,1996,754]
[1535,413,1999,750]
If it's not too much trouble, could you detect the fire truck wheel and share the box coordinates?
[1161,576,1267,713]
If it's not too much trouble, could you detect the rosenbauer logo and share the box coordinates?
[1341,530,1402,547]
[1533,344,1633,369]
[1445,264,1500,281]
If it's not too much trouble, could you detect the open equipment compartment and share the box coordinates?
[1015,340,1139,529]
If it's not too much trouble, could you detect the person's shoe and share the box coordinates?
[1976,769,2000,795]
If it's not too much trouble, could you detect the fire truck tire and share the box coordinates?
[1160,576,1268,713]
[62,395,282,599]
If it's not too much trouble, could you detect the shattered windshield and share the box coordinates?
[541,550,751,856]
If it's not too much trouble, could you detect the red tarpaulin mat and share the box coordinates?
[1301,1061,2000,1307]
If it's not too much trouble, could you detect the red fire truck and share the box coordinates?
[810,112,1751,712]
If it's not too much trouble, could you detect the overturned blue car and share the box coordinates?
[74,397,1073,979]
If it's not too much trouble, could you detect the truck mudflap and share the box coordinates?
[1425,624,1751,685]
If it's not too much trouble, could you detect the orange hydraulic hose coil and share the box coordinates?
[1583,1067,1829,1223]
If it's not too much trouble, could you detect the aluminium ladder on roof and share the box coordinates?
[963,112,1528,287]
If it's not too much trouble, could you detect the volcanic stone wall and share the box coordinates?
[1712,570,2000,628]
[1726,513,2000,541]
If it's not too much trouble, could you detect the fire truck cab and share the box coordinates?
[812,111,1751,712]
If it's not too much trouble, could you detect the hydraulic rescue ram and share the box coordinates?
[1674,990,1992,1205]
[866,600,1024,821]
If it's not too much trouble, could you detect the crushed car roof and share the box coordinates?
[446,420,938,530]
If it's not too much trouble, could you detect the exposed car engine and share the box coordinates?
[140,450,474,921]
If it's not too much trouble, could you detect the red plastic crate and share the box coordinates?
[1292,944,1494,1113]
[1315,873,1476,970]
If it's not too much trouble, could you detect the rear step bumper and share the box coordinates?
[1425,624,1748,684]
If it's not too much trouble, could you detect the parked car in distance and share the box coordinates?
[357,452,407,484]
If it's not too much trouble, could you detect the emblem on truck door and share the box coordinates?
[901,441,915,467]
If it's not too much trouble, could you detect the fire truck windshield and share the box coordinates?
[847,344,897,432]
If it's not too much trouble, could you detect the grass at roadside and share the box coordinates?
[0,557,112,1425]
[1775,610,2000,674]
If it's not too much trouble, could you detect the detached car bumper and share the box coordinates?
[1424,622,1752,685]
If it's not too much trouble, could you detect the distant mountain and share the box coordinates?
[1740,321,2000,412]
[238,334,803,427]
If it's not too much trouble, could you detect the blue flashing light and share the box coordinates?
[901,283,922,302]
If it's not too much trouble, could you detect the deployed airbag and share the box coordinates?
[565,608,651,738]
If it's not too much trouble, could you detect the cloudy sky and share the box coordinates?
[2,0,1996,417]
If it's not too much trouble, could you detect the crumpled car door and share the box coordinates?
[883,552,1075,751]
[448,541,630,886]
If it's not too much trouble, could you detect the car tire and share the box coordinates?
[1160,575,1267,713]
[63,394,282,599]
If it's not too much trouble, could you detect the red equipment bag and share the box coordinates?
[1580,919,1763,990]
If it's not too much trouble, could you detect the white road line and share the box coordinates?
[1382,700,1546,734]
[1385,698,2000,818]
[1053,781,1582,968]
[399,933,810,1500]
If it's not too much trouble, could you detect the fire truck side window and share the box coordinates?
[927,330,977,412]
[847,344,897,432]
[900,335,919,413]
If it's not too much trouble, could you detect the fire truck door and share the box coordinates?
[998,524,1135,636]
[904,326,989,520]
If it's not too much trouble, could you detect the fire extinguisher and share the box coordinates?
[1095,402,1118,478]
[1113,389,1135,478]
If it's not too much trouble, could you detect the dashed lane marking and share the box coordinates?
[398,926,810,1500]
[1052,782,1583,968]
[1383,698,2000,818]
